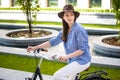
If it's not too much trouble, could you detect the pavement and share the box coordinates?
[0,10,117,25]
[0,68,53,80]
[0,11,120,80]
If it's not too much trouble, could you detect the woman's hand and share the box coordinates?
[58,56,68,62]
[27,46,36,53]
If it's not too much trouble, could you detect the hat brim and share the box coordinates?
[58,11,80,19]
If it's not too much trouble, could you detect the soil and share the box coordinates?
[102,37,120,46]
[7,30,52,38]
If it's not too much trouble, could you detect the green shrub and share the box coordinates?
[0,7,115,13]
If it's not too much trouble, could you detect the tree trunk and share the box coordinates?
[26,10,32,37]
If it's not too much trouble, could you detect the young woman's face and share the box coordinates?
[63,11,75,24]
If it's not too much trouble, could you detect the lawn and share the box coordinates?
[0,19,119,29]
[0,53,120,80]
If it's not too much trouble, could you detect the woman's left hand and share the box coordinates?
[58,56,68,62]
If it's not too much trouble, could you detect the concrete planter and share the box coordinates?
[0,29,58,47]
[93,35,120,57]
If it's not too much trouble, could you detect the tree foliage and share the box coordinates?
[111,0,120,26]
[16,0,40,36]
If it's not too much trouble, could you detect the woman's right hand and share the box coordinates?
[27,46,36,53]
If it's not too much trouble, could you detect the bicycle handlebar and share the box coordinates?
[33,48,58,61]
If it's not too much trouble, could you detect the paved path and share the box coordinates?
[0,11,116,25]
[0,68,53,80]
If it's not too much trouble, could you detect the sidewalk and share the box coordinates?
[0,68,53,80]
[0,10,116,25]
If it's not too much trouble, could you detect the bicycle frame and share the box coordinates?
[25,48,49,80]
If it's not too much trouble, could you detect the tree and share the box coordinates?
[111,0,120,26]
[16,0,40,37]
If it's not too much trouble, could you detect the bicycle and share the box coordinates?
[25,48,111,80]
[25,48,49,80]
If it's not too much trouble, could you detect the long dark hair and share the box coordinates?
[62,19,69,42]
[62,12,77,42]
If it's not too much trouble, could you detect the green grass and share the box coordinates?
[0,53,66,75]
[0,53,120,80]
[0,19,119,29]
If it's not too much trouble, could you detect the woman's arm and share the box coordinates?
[58,50,83,62]
[27,31,62,53]
[67,50,83,59]
[27,41,51,52]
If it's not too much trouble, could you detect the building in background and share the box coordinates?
[0,0,112,9]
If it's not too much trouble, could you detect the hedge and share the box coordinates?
[0,7,115,13]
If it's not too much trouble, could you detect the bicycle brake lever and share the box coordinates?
[51,55,58,60]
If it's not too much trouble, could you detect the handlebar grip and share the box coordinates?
[34,48,48,53]
[41,48,48,52]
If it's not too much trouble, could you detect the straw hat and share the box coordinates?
[58,5,80,19]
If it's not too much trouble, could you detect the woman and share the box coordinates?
[27,5,91,80]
